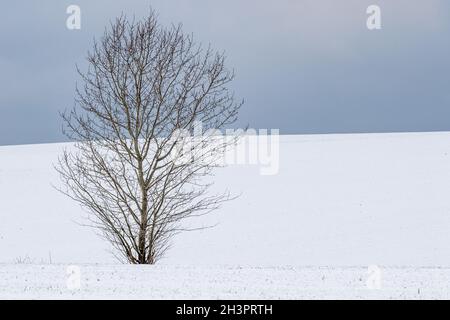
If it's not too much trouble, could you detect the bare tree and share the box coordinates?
[56,11,242,264]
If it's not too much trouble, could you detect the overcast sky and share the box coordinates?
[1,0,450,145]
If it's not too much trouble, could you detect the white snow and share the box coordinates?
[1,264,450,299]
[2,132,450,299]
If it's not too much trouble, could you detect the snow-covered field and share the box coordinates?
[1,264,450,299]
[2,132,450,299]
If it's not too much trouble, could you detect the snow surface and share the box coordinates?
[1,264,450,299]
[2,132,450,299]
[2,132,450,266]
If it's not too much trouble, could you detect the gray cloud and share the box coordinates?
[1,0,450,145]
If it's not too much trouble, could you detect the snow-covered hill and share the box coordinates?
[1,132,450,266]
